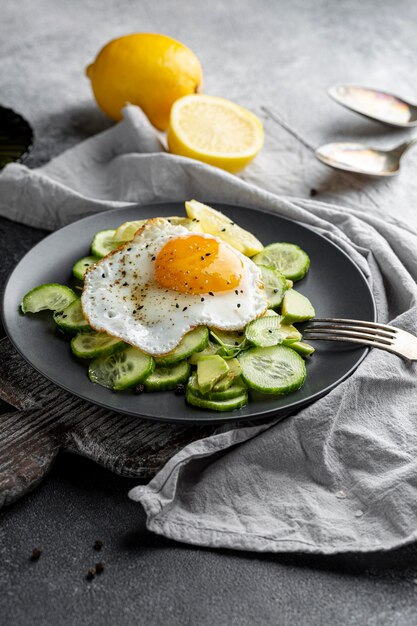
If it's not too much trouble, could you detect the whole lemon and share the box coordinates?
[86,33,203,130]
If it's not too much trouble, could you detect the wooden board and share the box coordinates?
[0,337,218,508]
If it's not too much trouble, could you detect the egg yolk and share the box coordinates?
[155,235,243,294]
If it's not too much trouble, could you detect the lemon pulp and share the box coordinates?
[168,95,264,173]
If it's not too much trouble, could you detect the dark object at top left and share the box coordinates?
[0,106,34,169]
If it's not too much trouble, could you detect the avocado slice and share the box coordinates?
[289,340,315,356]
[280,324,302,344]
[281,289,315,324]
[226,358,242,378]
[197,355,229,394]
[212,371,235,392]
[212,358,242,392]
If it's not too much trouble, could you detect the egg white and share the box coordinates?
[81,218,267,355]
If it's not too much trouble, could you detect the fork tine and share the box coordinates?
[303,333,394,351]
[304,319,417,361]
[310,318,398,334]
[303,326,393,345]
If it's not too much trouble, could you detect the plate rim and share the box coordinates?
[1,202,376,424]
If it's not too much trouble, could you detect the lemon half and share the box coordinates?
[113,216,204,242]
[168,95,264,173]
[185,200,264,257]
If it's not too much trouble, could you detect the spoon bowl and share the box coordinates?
[315,138,417,176]
[328,85,417,128]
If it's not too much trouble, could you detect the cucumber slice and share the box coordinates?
[71,331,125,359]
[188,341,219,364]
[210,328,246,348]
[187,373,247,401]
[53,298,91,333]
[91,229,120,258]
[289,341,315,357]
[212,381,248,401]
[258,265,288,308]
[144,361,191,391]
[281,289,315,324]
[238,345,306,394]
[155,327,209,366]
[253,243,310,282]
[245,316,284,347]
[89,346,154,391]
[21,284,77,314]
[250,313,301,345]
[72,255,100,280]
[186,387,248,411]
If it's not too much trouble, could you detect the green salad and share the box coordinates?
[21,202,315,412]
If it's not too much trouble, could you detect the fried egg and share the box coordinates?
[81,219,268,355]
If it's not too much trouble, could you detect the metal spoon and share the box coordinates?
[315,137,417,176]
[328,85,417,127]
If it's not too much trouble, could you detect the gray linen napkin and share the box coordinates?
[2,106,417,553]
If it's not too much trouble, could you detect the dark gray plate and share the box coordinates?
[2,203,376,424]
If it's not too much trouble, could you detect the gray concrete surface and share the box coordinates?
[3,0,417,226]
[2,452,417,626]
[2,0,417,623]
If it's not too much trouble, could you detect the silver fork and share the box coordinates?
[303,318,417,361]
